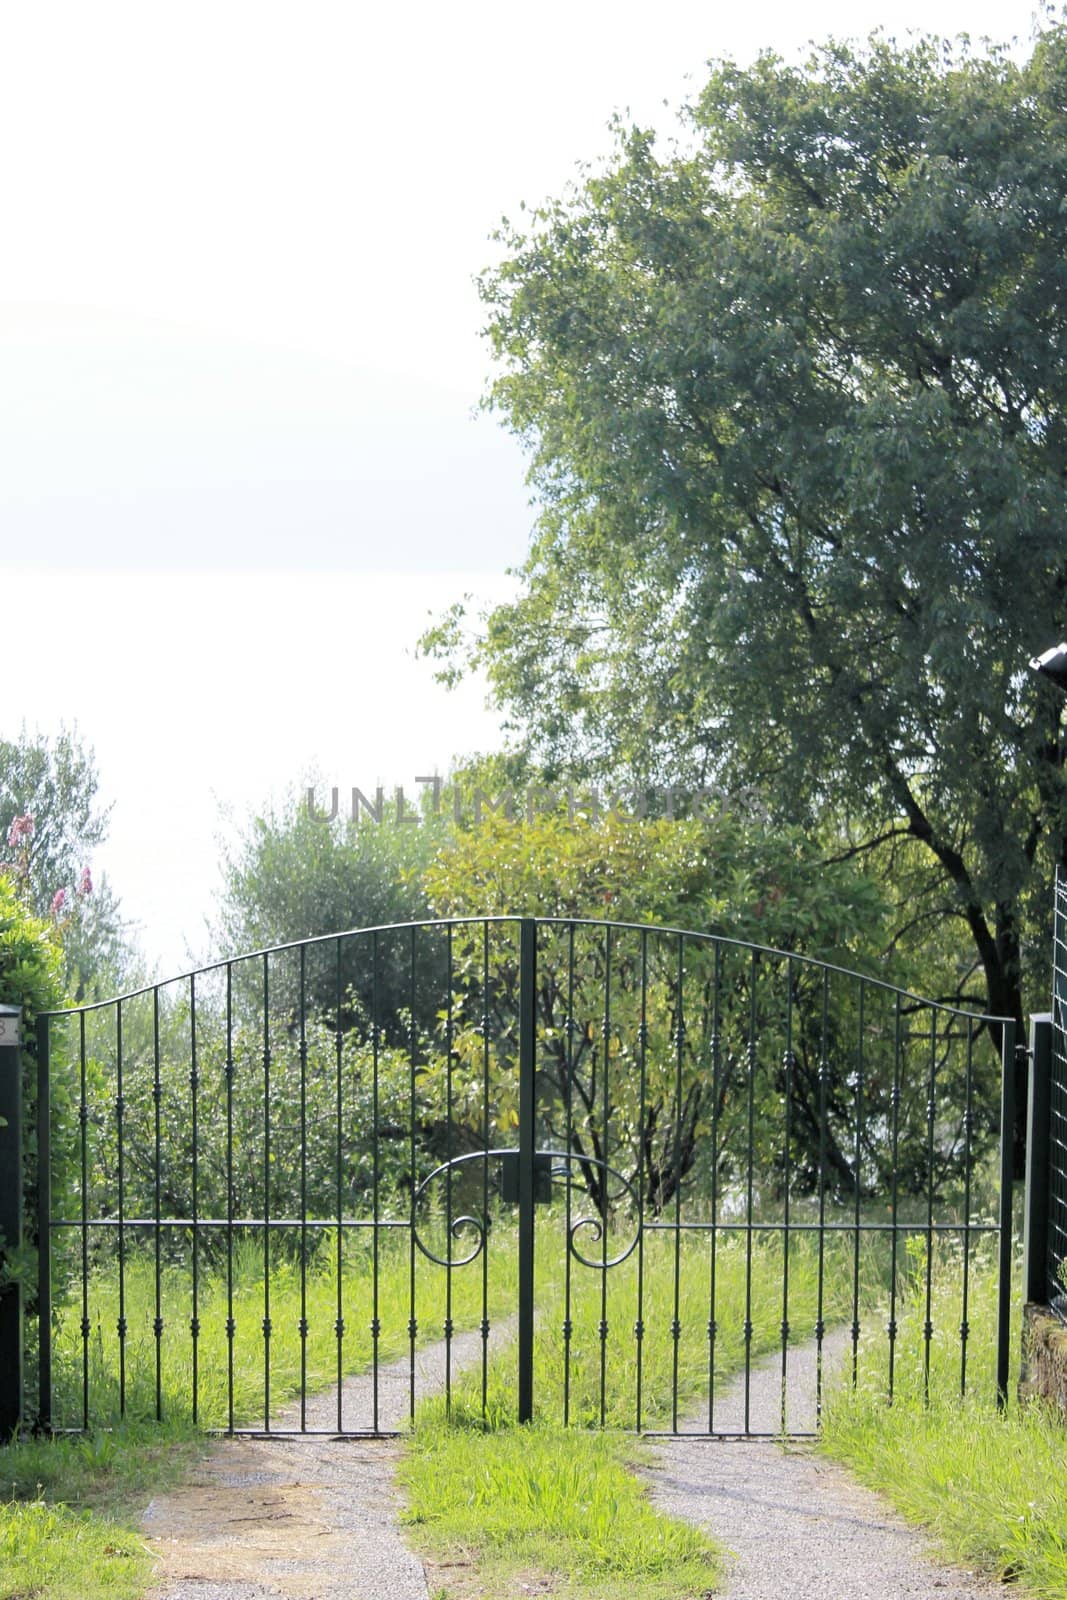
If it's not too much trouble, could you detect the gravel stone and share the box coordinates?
[643,1332,1007,1599]
[141,1327,495,1600]
[142,1318,1007,1599]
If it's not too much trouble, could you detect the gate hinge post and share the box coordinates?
[1023,1014,1053,1308]
[0,1005,23,1438]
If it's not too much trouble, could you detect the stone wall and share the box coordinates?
[1019,1303,1067,1413]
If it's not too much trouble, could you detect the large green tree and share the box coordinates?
[428,25,1067,1155]
[421,809,967,1213]
[216,791,440,1035]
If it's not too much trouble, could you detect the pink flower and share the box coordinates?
[51,887,66,918]
[7,815,34,847]
[77,866,93,897]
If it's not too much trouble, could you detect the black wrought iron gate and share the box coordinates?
[34,917,1015,1437]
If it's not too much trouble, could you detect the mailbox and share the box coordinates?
[0,1006,19,1050]
[499,1150,553,1205]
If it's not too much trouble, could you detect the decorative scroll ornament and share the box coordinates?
[410,1151,491,1267]
[411,1147,640,1271]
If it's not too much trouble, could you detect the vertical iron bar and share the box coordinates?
[152,991,162,1422]
[409,928,415,1427]
[116,1002,126,1421]
[743,949,757,1433]
[35,1015,52,1433]
[262,953,271,1432]
[225,965,235,1435]
[851,981,865,1392]
[408,926,418,1425]
[372,931,381,1433]
[517,917,537,1425]
[445,926,454,1415]
[299,944,308,1432]
[780,961,793,1433]
[922,1008,937,1405]
[599,926,611,1428]
[79,1010,89,1429]
[815,968,829,1424]
[996,1018,1017,1408]
[335,938,345,1433]
[887,993,902,1405]
[960,1020,975,1397]
[190,978,199,1427]
[563,923,576,1427]
[480,921,491,1423]
[671,935,684,1433]
[707,944,722,1434]
[634,929,648,1432]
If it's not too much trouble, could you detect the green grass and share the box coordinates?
[822,1237,1067,1598]
[49,1224,520,1430]
[0,1496,149,1600]
[0,1422,206,1600]
[47,1201,876,1434]
[826,1396,1067,1596]
[398,1420,720,1600]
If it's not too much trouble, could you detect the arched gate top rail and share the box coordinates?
[39,913,1012,1025]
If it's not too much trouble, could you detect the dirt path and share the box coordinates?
[643,1333,1008,1600]
[141,1328,494,1600]
[142,1325,1012,1600]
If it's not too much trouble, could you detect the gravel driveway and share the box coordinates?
[141,1323,1012,1600]
[141,1328,495,1600]
[643,1332,1009,1599]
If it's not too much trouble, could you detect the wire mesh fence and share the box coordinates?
[1050,870,1067,1320]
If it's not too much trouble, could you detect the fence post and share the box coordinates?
[517,918,537,1424]
[1023,1015,1053,1306]
[996,1017,1017,1409]
[0,1005,23,1437]
[36,1015,51,1433]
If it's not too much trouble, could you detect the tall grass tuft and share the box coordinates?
[398,1422,721,1600]
[823,1236,1067,1598]
[50,1225,520,1431]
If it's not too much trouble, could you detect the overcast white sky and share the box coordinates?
[0,0,1049,971]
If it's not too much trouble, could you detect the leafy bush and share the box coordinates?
[0,875,67,1269]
